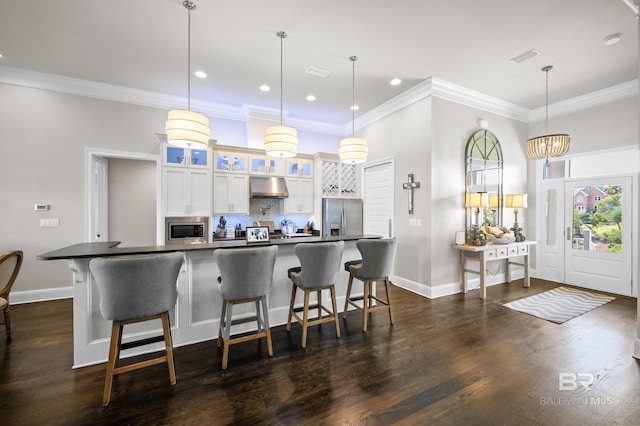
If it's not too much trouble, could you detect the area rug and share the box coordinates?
[502,286,615,324]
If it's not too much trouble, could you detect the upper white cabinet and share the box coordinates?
[213,173,249,214]
[163,144,210,169]
[285,177,314,214]
[214,151,248,173]
[286,159,313,177]
[249,155,285,176]
[163,168,211,216]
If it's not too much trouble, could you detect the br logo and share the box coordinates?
[558,372,595,391]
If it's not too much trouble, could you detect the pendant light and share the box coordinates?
[264,31,299,158]
[525,65,570,166]
[165,0,210,150]
[339,56,368,164]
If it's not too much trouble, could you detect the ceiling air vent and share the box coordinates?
[509,49,539,64]
[306,66,331,78]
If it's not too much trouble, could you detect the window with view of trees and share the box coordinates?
[571,185,622,252]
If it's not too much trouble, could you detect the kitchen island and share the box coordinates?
[38,235,379,368]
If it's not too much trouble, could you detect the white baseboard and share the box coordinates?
[10,286,73,304]
[392,268,528,300]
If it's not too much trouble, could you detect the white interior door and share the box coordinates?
[564,175,633,296]
[363,159,394,237]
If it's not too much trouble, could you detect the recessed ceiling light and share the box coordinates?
[194,70,207,78]
[259,84,270,92]
[603,33,622,46]
[390,78,402,86]
[509,49,540,64]
[306,95,316,102]
[350,105,360,111]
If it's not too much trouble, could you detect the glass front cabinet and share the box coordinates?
[286,159,313,177]
[249,155,284,175]
[163,145,210,169]
[214,151,248,173]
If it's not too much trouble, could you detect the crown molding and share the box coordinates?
[1,65,635,136]
[350,76,531,133]
[528,79,639,122]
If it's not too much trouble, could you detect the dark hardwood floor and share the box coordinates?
[1,279,639,425]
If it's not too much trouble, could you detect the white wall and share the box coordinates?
[107,158,157,247]
[361,97,432,291]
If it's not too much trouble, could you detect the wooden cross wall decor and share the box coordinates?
[402,173,420,214]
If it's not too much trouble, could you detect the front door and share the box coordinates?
[564,176,633,296]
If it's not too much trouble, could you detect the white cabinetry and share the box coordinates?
[321,159,359,198]
[285,177,314,214]
[163,144,210,168]
[286,158,313,177]
[213,173,249,214]
[249,155,285,175]
[163,168,211,216]
[213,151,248,173]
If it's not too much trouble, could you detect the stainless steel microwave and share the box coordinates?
[165,216,209,244]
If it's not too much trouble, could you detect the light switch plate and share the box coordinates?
[40,218,60,228]
[409,218,422,227]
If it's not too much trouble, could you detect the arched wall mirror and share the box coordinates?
[465,129,503,229]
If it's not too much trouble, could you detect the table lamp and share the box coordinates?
[505,193,527,242]
[465,192,488,245]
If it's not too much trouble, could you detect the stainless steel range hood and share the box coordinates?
[249,176,289,198]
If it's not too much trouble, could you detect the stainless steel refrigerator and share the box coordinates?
[322,198,363,237]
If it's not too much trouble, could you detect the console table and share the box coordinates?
[453,240,537,299]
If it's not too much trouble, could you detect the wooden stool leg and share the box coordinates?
[317,290,322,320]
[221,304,233,369]
[362,280,370,332]
[255,300,262,332]
[261,296,273,357]
[217,300,227,348]
[161,312,176,385]
[330,285,340,339]
[301,290,310,348]
[286,284,297,331]
[103,321,123,406]
[3,307,11,338]
[343,274,354,319]
[384,278,394,325]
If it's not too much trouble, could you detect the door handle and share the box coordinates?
[567,227,571,241]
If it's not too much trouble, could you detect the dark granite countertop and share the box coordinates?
[37,235,380,261]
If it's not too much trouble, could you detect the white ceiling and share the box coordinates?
[0,0,637,126]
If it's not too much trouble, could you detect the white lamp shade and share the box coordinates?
[339,137,368,164]
[264,125,299,158]
[165,109,211,149]
[505,194,528,209]
[489,194,501,209]
[465,192,489,208]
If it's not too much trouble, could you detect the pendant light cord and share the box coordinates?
[277,31,287,126]
[187,5,192,111]
[350,56,357,137]
[183,0,196,112]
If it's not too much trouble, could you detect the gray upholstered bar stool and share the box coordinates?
[344,238,397,332]
[89,252,184,406]
[215,245,278,369]
[287,240,344,348]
